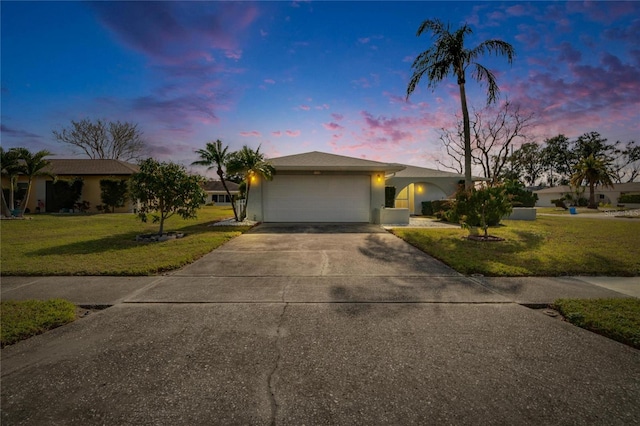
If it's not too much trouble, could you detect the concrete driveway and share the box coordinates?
[2,224,639,425]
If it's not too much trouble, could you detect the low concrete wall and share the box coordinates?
[506,207,537,221]
[380,208,410,225]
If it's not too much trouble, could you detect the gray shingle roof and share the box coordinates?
[269,151,405,172]
[45,159,139,175]
[389,165,465,179]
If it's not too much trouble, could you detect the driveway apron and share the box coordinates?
[2,223,639,425]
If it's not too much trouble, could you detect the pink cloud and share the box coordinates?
[323,122,344,131]
[271,131,282,137]
[298,105,311,111]
[285,130,301,137]
[240,130,261,137]
[315,104,330,110]
[331,113,344,121]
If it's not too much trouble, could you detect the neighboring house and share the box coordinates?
[246,151,404,223]
[202,180,240,205]
[385,165,466,215]
[534,182,640,206]
[21,159,139,213]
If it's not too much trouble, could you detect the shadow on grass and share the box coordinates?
[28,222,251,257]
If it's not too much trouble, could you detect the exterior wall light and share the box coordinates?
[377,174,382,182]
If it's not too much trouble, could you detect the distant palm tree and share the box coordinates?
[406,19,515,189]
[11,148,54,216]
[570,154,616,209]
[192,139,240,221]
[226,145,275,221]
[0,147,22,215]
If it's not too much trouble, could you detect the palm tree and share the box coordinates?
[0,147,22,216]
[570,154,616,209]
[226,145,275,221]
[406,19,515,189]
[11,148,54,217]
[191,139,240,221]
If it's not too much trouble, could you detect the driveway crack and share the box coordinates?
[268,302,288,426]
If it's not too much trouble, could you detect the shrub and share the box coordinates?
[100,179,129,213]
[422,201,434,216]
[503,180,538,207]
[445,185,513,234]
[432,200,453,219]
[619,193,640,203]
[48,178,83,212]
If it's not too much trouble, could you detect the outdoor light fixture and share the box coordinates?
[417,185,423,193]
[377,174,382,182]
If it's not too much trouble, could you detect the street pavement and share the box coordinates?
[1,223,639,425]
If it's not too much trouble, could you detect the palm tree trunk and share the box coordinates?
[218,169,239,221]
[458,82,473,190]
[588,182,596,209]
[241,180,251,221]
[18,177,33,217]
[1,190,11,217]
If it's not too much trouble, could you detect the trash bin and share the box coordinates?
[569,207,577,215]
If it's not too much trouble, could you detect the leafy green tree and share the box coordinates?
[191,139,239,221]
[540,135,574,186]
[9,148,54,216]
[406,19,515,189]
[445,184,512,237]
[100,179,129,213]
[226,145,275,221]
[570,154,616,209]
[507,142,544,186]
[129,158,206,235]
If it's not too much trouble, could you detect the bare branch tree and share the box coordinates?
[437,125,464,174]
[53,119,146,162]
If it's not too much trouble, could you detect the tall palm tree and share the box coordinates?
[570,154,616,209]
[226,145,275,221]
[407,19,515,189]
[11,148,54,217]
[191,139,240,221]
[0,147,22,215]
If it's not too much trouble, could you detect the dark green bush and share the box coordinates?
[100,179,129,213]
[432,200,453,219]
[422,201,434,216]
[48,178,83,212]
[619,193,640,203]
[503,180,538,207]
[444,185,512,228]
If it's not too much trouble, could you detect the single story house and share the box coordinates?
[534,182,640,207]
[10,159,139,213]
[246,151,468,224]
[202,180,240,205]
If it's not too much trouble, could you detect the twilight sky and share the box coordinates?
[2,1,639,176]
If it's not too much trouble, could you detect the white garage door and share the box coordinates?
[264,175,370,222]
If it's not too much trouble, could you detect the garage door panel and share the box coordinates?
[264,175,370,222]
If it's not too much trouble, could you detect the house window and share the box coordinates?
[212,194,231,203]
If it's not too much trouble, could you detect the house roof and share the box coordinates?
[202,180,240,192]
[534,182,640,193]
[45,159,139,175]
[388,164,465,179]
[269,151,405,172]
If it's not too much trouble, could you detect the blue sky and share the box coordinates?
[2,1,639,175]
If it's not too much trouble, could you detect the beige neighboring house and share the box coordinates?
[21,159,139,213]
[534,182,640,207]
[202,180,240,205]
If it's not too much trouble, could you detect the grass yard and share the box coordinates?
[553,298,640,349]
[392,216,640,276]
[0,206,251,276]
[1,299,77,347]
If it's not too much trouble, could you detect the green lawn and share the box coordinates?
[0,206,251,276]
[1,299,77,347]
[392,216,640,276]
[553,298,640,349]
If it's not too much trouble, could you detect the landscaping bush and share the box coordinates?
[619,193,640,204]
[444,185,512,231]
[422,201,434,216]
[385,186,396,208]
[432,200,453,219]
[47,178,83,212]
[100,179,129,213]
[504,180,538,207]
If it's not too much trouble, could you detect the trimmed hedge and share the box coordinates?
[619,193,640,204]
